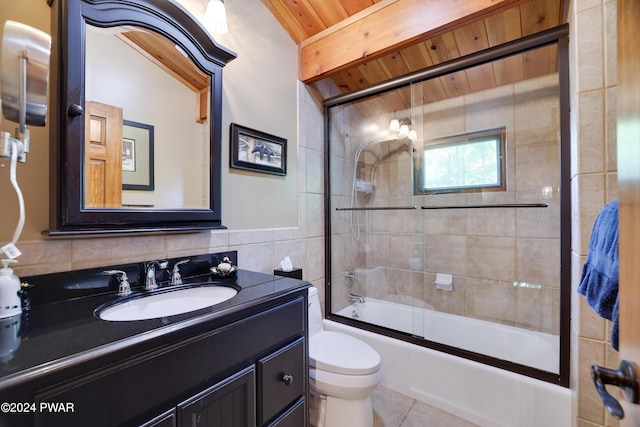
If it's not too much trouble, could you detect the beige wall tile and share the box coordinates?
[578,338,605,424]
[427,273,466,316]
[305,237,325,282]
[466,278,516,325]
[577,91,606,174]
[330,233,359,275]
[388,269,425,305]
[273,239,306,271]
[366,232,390,267]
[576,6,604,92]
[515,95,560,145]
[516,191,560,238]
[604,2,618,88]
[305,149,324,194]
[234,243,274,274]
[305,193,325,238]
[165,231,222,256]
[360,266,389,300]
[516,141,561,192]
[467,207,515,237]
[577,173,606,255]
[579,296,607,341]
[515,285,560,334]
[465,102,514,132]
[466,236,515,282]
[389,234,424,271]
[514,73,559,101]
[424,234,467,277]
[70,235,166,270]
[228,229,274,246]
[464,80,514,111]
[12,240,70,277]
[516,237,561,287]
[423,208,468,235]
[388,201,418,235]
[605,87,617,172]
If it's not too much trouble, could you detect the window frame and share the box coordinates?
[414,127,507,195]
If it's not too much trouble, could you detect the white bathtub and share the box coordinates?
[329,298,571,427]
[336,298,559,372]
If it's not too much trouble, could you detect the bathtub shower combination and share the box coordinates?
[323,27,571,426]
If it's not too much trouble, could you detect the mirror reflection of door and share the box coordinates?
[84,101,123,208]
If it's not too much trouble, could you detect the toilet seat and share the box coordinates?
[309,331,381,375]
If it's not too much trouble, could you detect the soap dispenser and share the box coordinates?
[0,259,22,319]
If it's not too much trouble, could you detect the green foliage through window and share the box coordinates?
[416,128,506,194]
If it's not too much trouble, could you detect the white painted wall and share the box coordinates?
[193,0,300,229]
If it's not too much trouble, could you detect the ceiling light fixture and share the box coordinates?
[390,117,417,141]
[203,0,228,35]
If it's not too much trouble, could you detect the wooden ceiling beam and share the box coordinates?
[299,0,531,83]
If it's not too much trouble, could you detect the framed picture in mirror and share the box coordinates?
[122,120,154,190]
[230,123,286,176]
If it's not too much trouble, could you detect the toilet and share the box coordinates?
[308,287,383,427]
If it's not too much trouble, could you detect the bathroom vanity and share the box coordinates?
[0,252,309,426]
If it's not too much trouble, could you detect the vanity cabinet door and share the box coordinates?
[140,408,176,427]
[177,365,255,427]
[257,338,305,425]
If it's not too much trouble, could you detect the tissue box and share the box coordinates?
[273,268,303,280]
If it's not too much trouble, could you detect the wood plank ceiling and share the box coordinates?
[262,0,566,102]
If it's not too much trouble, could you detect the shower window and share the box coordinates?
[416,127,506,194]
[323,25,570,386]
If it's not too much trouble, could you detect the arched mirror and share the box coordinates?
[48,0,236,235]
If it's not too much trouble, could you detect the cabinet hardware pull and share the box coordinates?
[281,374,293,386]
[68,104,84,117]
[591,360,640,420]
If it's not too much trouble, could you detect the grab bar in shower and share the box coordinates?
[336,206,418,211]
[420,203,548,210]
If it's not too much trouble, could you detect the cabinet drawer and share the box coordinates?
[267,397,305,427]
[257,338,305,425]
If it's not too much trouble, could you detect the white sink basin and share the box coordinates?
[98,286,238,321]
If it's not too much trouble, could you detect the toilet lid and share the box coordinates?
[309,331,381,375]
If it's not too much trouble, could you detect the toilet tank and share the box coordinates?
[307,287,324,337]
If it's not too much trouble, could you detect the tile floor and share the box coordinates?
[371,385,480,427]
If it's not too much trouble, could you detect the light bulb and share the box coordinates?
[389,119,399,131]
[399,124,409,137]
[203,0,228,35]
[408,129,417,141]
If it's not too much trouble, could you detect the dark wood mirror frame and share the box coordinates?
[47,0,236,236]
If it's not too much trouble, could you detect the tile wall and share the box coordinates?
[570,0,621,426]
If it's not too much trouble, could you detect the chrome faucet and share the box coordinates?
[347,293,365,304]
[145,260,168,290]
[104,270,131,296]
[171,259,190,285]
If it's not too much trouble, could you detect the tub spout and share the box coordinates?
[348,293,365,304]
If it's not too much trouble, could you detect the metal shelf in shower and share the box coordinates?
[336,203,547,211]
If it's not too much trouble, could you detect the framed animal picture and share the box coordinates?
[230,123,287,176]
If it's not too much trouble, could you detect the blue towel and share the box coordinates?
[578,199,619,350]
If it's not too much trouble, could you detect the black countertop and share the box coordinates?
[0,252,309,391]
